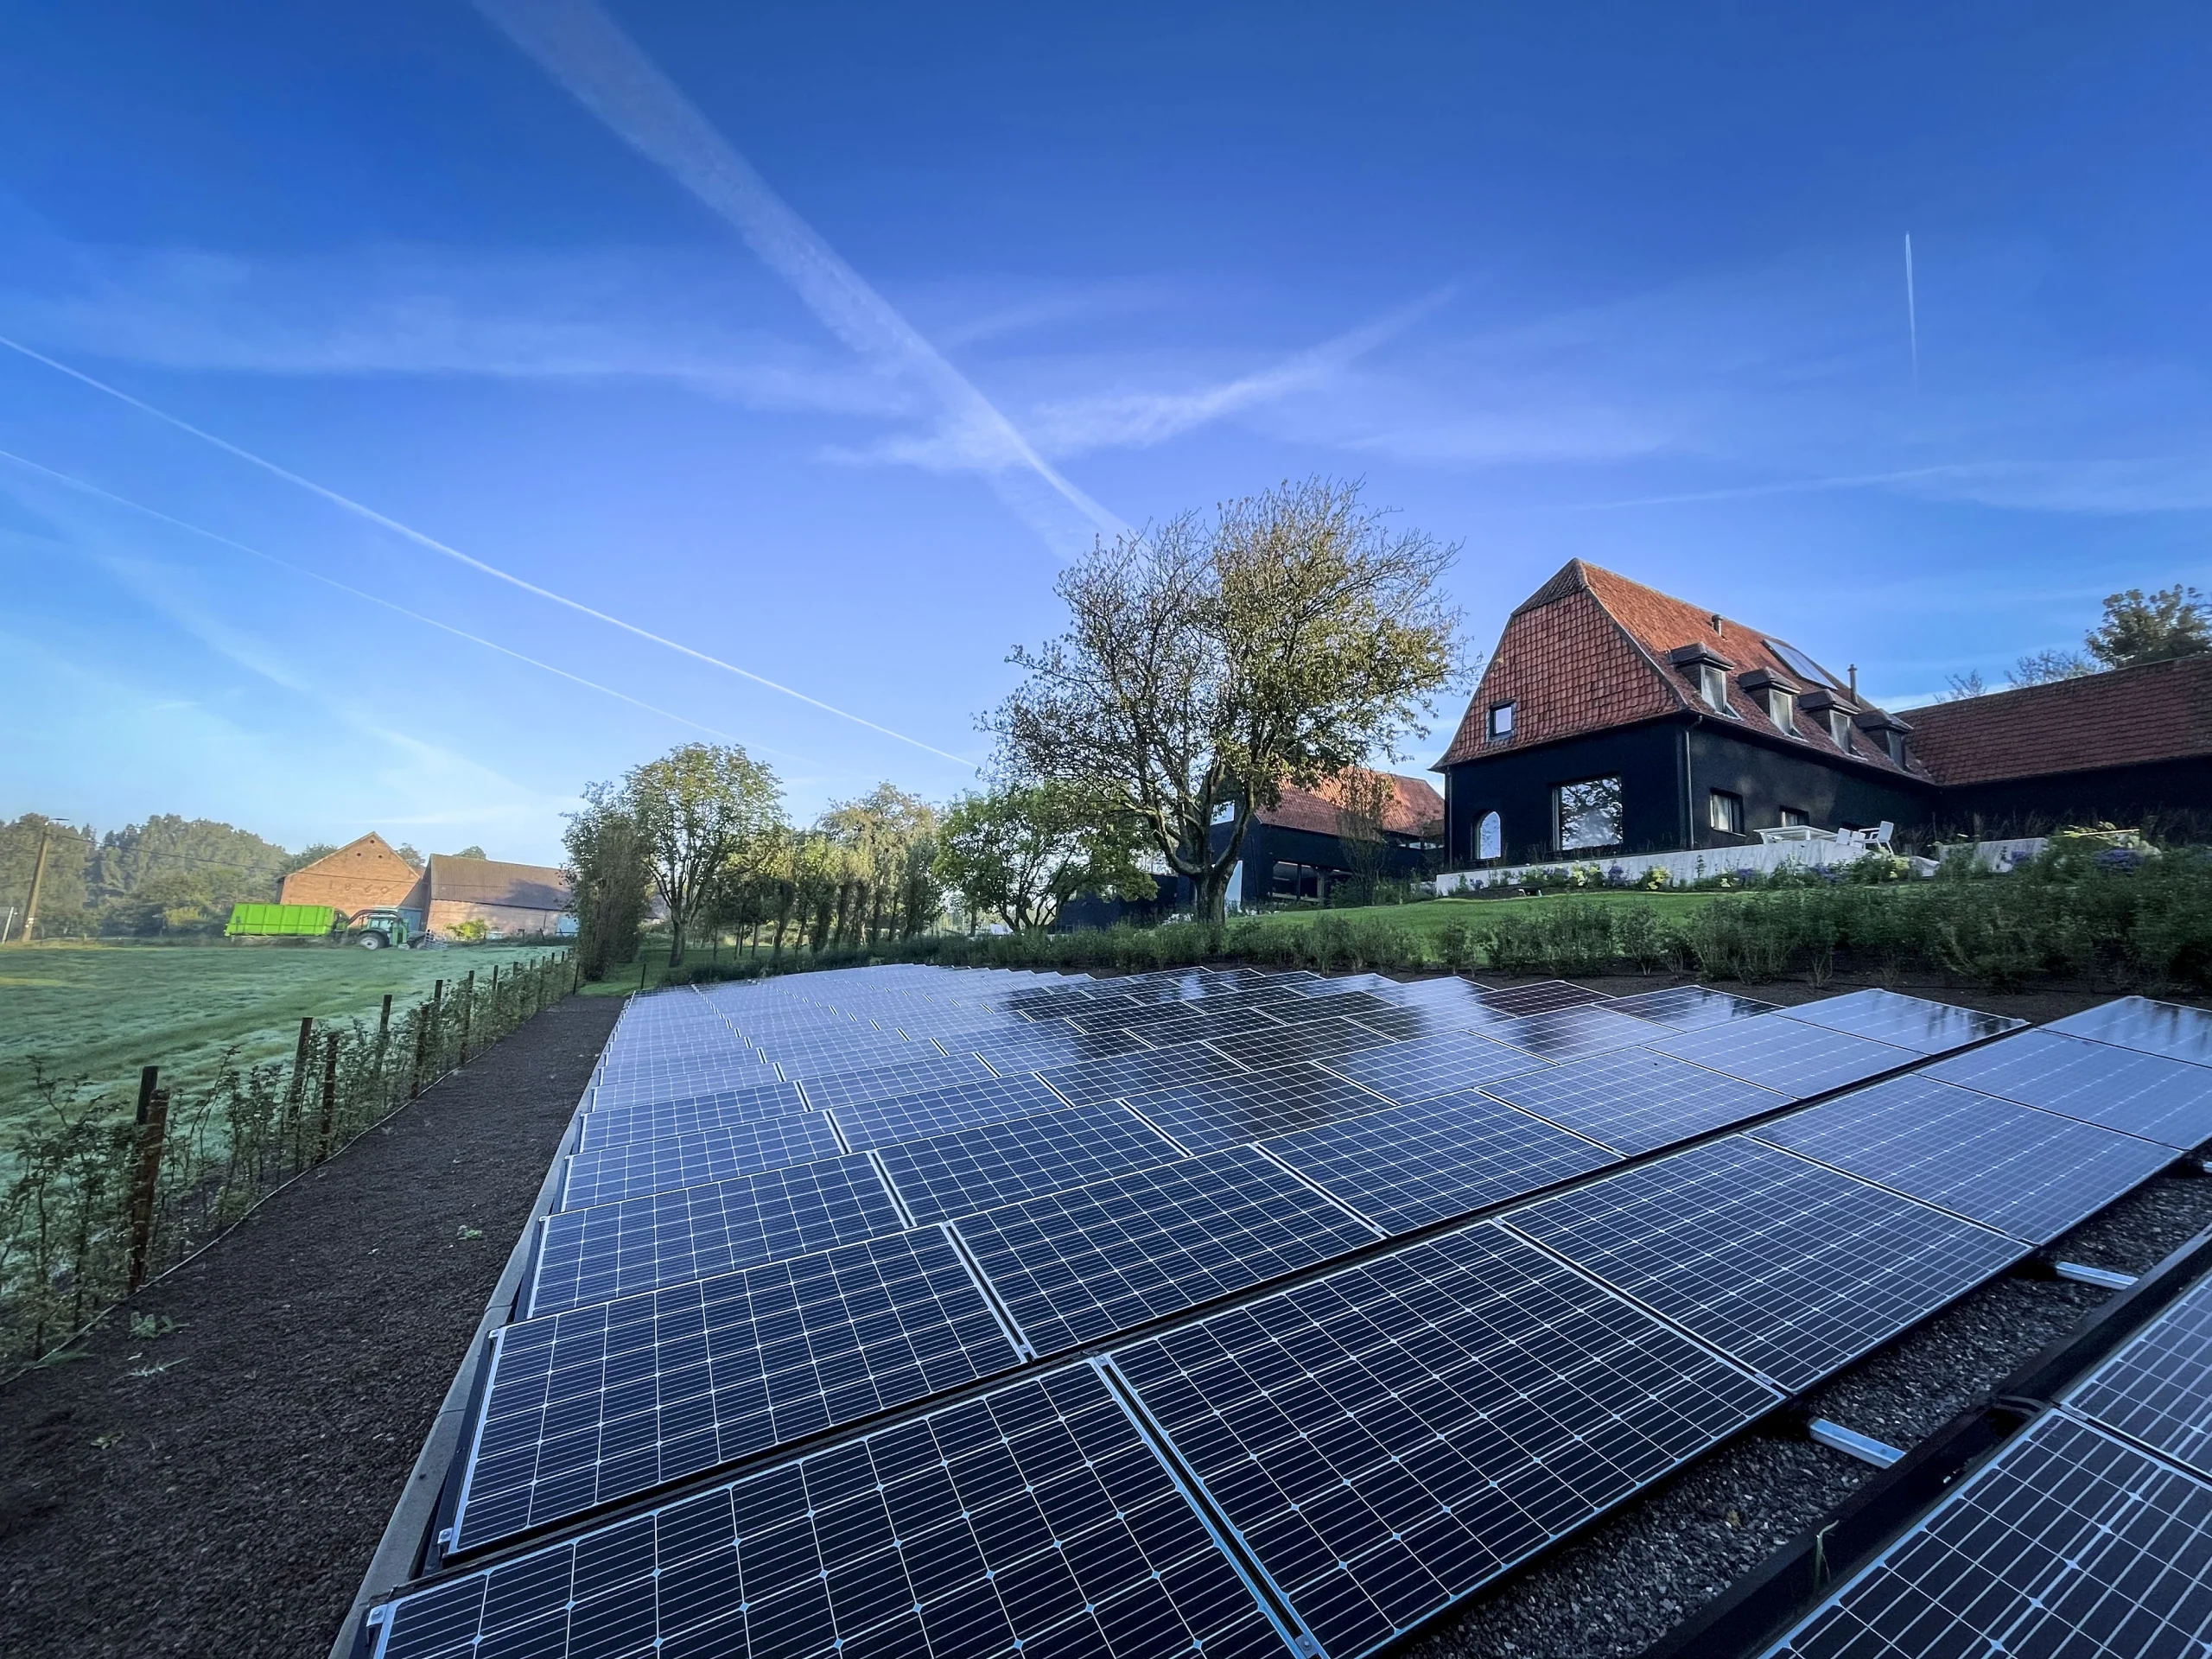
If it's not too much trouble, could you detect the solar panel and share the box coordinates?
[1603,984,1779,1031]
[2066,1276,2212,1478]
[1469,980,1612,1016]
[763,1037,930,1081]
[1923,1028,2212,1149]
[1758,1414,2212,1659]
[1119,1062,1397,1154]
[1035,1040,1250,1109]
[1366,976,1510,1020]
[1288,989,1409,1025]
[1484,1004,1666,1061]
[1751,1073,2178,1244]
[874,1103,1183,1224]
[591,1063,783,1112]
[1777,987,2024,1055]
[1264,1089,1618,1235]
[1479,1048,1792,1155]
[830,1073,1073,1152]
[375,1365,1287,1659]
[1505,1136,2027,1391]
[575,1082,814,1152]
[450,1227,1022,1552]
[1320,1030,1553,1105]
[792,1051,996,1111]
[952,1146,1379,1356]
[559,1113,848,1211]
[2049,995,2212,1068]
[527,1154,908,1317]
[1109,1223,1781,1659]
[1639,1014,1918,1100]
[959,1021,1152,1074]
[1205,1015,1400,1070]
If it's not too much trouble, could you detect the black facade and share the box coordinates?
[1444,714,1935,868]
[1937,759,2212,838]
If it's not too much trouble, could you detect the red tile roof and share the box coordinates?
[426,855,571,911]
[1897,656,2212,785]
[1435,560,1921,779]
[1258,770,1446,839]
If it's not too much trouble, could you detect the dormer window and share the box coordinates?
[1828,710,1853,748]
[1853,709,1914,767]
[1487,702,1515,741]
[1766,689,1795,728]
[1668,643,1737,716]
[1739,669,1801,736]
[1698,664,1727,710]
[1801,687,1859,753]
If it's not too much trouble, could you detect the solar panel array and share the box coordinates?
[367,967,2212,1659]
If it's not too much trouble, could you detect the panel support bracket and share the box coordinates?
[1807,1417,1906,1468]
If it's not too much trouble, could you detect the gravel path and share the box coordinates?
[0,992,621,1659]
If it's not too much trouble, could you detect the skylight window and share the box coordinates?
[1764,638,1847,691]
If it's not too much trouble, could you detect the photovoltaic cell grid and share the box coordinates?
[958,1022,1153,1074]
[559,1112,849,1211]
[874,1102,1183,1224]
[1482,1004,1667,1062]
[1120,1063,1396,1154]
[1321,1031,1552,1105]
[527,1154,907,1318]
[2066,1275,2212,1479]
[2049,995,2212,1068]
[453,1227,1022,1552]
[1924,1028,2212,1149]
[591,1061,784,1112]
[1111,1223,1781,1659]
[575,1083,814,1153]
[1506,1136,2028,1391]
[1205,1015,1402,1071]
[1758,1414,2212,1659]
[1035,1041,1251,1109]
[1777,986,2025,1056]
[1478,1048,1791,1156]
[1465,979,1611,1017]
[378,1367,1287,1659]
[1751,1073,2178,1244]
[952,1145,1380,1356]
[1264,1089,1619,1236]
[1639,1014,1920,1101]
[1602,984,1778,1031]
[829,1073,1073,1153]
[792,1052,996,1111]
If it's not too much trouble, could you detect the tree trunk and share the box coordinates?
[771,880,793,963]
[667,903,687,969]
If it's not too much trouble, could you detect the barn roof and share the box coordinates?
[1897,654,2212,785]
[288,831,420,885]
[1258,770,1446,840]
[426,855,570,911]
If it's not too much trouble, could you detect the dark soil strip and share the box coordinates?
[0,992,622,1659]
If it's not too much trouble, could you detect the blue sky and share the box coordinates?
[3,3,2207,862]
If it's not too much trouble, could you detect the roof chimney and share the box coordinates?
[1709,613,1723,634]
[1848,664,1858,696]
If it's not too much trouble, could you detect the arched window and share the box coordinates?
[1476,810,1503,861]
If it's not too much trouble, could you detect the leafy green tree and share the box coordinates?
[988,478,1466,922]
[936,784,1152,931]
[820,785,939,943]
[626,742,785,968]
[2088,585,2211,669]
[562,782,652,981]
[446,844,490,860]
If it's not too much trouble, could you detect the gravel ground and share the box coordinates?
[0,993,621,1659]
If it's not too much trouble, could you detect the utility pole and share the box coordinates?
[20,824,52,944]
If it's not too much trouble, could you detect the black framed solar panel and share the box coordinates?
[1036,1040,1250,1108]
[1109,1222,1781,1659]
[1469,979,1612,1016]
[1777,987,2024,1055]
[450,1227,1022,1553]
[792,1051,996,1111]
[830,1073,1072,1152]
[1264,1088,1618,1235]
[527,1154,908,1317]
[559,1113,847,1211]
[1484,1004,1666,1061]
[1757,1413,2212,1659]
[2065,1276,2212,1478]
[952,1145,1380,1356]
[575,1082,814,1152]
[1288,970,1396,995]
[1604,984,1779,1030]
[1365,976,1508,1019]
[874,1102,1183,1224]
[1478,1048,1791,1155]
[1320,1030,1552,1105]
[372,1365,1287,1659]
[1506,1136,2028,1392]
[2049,995,2212,1069]
[1751,1073,2178,1244]
[1121,1062,1394,1153]
[1923,1028,2212,1149]
[1638,1014,1919,1101]
[1204,1015,1401,1070]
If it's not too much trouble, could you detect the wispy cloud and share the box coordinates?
[473,0,1125,556]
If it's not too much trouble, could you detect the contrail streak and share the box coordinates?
[0,445,760,747]
[0,333,976,766]
[1904,233,1918,386]
[471,0,1124,555]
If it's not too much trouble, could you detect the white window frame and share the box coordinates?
[1698,664,1729,711]
[1828,709,1853,749]
[1476,810,1503,861]
[1767,688,1796,732]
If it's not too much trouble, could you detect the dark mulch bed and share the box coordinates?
[0,992,622,1659]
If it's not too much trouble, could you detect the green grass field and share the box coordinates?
[0,940,563,1129]
[1242,891,1724,938]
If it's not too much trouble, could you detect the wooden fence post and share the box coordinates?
[125,1066,169,1293]
[315,1032,340,1163]
[410,1007,430,1099]
[285,1015,315,1105]
[458,969,478,1065]
[376,992,395,1108]
[490,963,502,1033]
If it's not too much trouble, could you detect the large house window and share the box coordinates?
[1780,806,1809,827]
[1556,777,1624,852]
[1708,789,1745,835]
[1477,810,1503,861]
[1487,702,1516,741]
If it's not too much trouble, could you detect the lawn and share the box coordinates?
[0,940,565,1130]
[1242,891,1725,938]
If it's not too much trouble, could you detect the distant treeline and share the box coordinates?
[0,814,343,939]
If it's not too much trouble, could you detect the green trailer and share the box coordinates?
[226,903,338,938]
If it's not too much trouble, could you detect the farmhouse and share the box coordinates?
[1215,770,1445,906]
[278,836,573,938]
[1435,559,2212,872]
